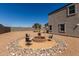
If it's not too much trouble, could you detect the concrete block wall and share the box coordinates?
[0,24,11,34]
[0,24,33,34]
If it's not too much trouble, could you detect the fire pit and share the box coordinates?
[33,33,46,42]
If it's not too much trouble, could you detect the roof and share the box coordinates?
[48,3,72,15]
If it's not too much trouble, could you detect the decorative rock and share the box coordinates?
[10,52,16,56]
[7,38,67,56]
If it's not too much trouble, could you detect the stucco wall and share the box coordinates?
[48,4,79,37]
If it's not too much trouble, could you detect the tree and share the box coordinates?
[32,23,41,32]
[44,23,48,28]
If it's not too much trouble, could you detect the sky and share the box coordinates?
[0,3,67,27]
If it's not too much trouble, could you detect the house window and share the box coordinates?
[58,24,65,33]
[49,25,52,31]
[67,4,76,16]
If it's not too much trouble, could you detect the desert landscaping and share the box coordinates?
[0,3,79,56]
[0,30,79,56]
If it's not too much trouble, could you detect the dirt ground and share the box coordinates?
[0,31,79,56]
[18,38,57,49]
[53,35,79,56]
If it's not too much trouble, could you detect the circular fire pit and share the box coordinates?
[33,33,46,42]
[33,36,46,42]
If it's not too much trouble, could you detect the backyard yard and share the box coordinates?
[0,31,79,56]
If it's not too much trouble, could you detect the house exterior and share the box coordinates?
[48,3,79,37]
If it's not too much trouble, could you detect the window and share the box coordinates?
[67,4,76,16]
[58,24,65,33]
[49,25,52,32]
[49,25,52,30]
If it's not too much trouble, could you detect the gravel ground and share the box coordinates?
[0,31,79,56]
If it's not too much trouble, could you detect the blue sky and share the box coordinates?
[0,3,67,27]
